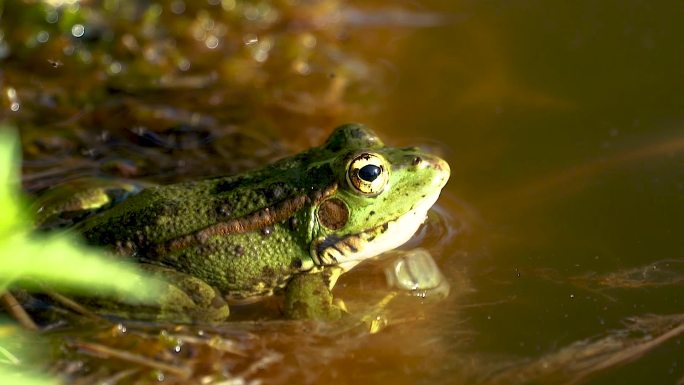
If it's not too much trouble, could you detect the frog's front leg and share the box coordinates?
[283,268,345,321]
[87,263,230,323]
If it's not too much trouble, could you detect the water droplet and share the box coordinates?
[254,49,268,62]
[243,34,258,46]
[108,62,122,74]
[205,35,219,49]
[6,87,20,112]
[116,323,127,333]
[221,0,235,11]
[170,0,186,14]
[293,60,310,75]
[178,58,190,71]
[46,10,59,23]
[48,59,64,68]
[244,6,259,21]
[36,31,50,43]
[71,24,85,38]
[301,34,317,49]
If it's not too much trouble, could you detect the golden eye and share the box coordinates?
[346,153,390,195]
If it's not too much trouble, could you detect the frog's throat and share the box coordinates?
[156,185,337,255]
[311,190,443,272]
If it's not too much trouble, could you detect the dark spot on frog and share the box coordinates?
[261,266,276,279]
[214,178,243,194]
[349,126,365,139]
[259,182,289,201]
[261,226,273,236]
[306,164,335,186]
[369,210,376,216]
[234,245,244,256]
[159,201,180,216]
[216,203,232,217]
[291,259,303,269]
[317,198,349,230]
[413,156,422,165]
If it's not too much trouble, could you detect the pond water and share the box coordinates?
[380,1,684,384]
[2,0,684,384]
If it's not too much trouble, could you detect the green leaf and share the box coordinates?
[0,126,23,235]
[0,323,57,385]
[0,368,57,385]
[0,125,162,302]
[0,232,162,302]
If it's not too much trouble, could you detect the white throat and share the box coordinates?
[338,190,443,272]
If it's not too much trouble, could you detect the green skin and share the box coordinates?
[48,124,450,321]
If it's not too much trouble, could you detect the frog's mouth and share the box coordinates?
[311,190,443,272]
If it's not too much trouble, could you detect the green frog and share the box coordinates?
[37,124,450,322]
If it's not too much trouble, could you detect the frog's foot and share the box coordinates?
[78,264,229,323]
[136,264,230,322]
[283,272,344,321]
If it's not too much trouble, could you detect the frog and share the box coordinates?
[38,123,450,322]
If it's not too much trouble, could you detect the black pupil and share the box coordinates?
[358,164,381,182]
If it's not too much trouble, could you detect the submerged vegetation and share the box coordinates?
[0,127,162,384]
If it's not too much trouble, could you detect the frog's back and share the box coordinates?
[78,160,329,249]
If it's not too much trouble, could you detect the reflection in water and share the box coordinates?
[535,259,684,292]
[483,313,684,385]
[483,132,684,212]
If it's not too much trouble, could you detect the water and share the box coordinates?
[375,1,684,383]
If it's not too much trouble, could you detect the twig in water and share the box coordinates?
[0,292,38,331]
[70,341,193,380]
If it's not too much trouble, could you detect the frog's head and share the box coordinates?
[309,124,450,271]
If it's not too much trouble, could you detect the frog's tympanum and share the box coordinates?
[59,124,450,321]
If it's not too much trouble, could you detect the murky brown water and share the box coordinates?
[2,0,684,384]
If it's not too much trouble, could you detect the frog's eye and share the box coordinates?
[346,153,390,195]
